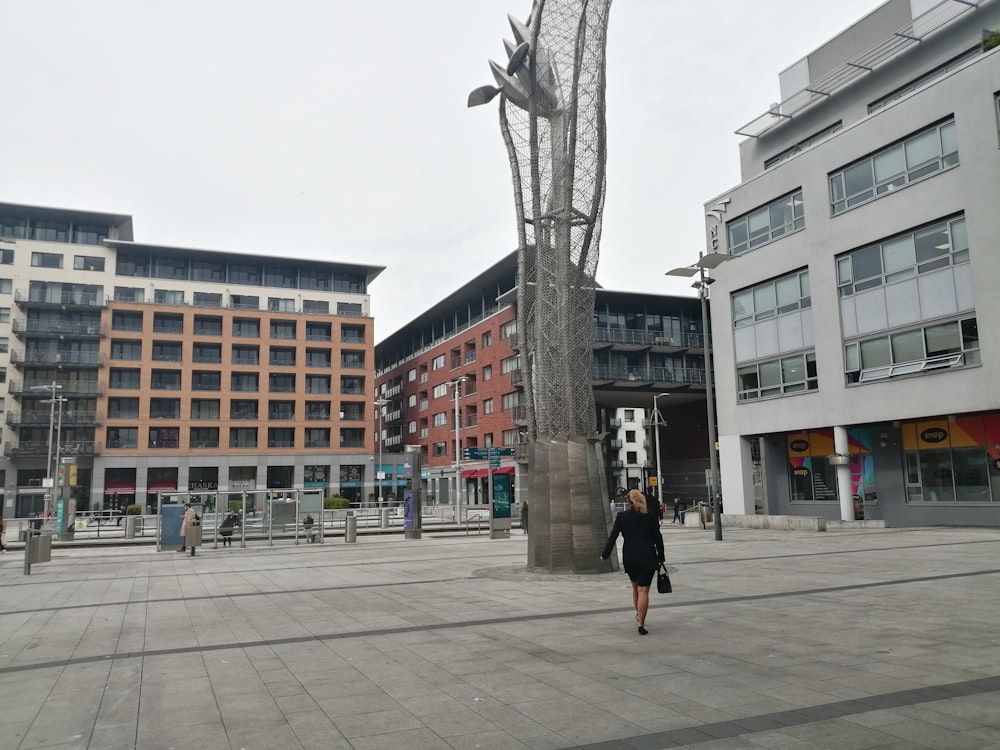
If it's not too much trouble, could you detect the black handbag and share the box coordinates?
[656,563,672,594]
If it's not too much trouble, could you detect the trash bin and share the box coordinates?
[186,524,203,547]
[698,502,713,525]
[345,513,357,543]
[30,534,52,563]
[125,515,138,539]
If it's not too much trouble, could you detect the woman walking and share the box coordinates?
[179,503,197,552]
[600,489,664,635]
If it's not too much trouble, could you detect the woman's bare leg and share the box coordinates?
[636,586,650,628]
[631,583,639,618]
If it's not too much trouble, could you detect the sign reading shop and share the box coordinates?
[920,428,948,444]
[188,480,218,491]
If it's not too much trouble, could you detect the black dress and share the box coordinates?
[601,508,664,586]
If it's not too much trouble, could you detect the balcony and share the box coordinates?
[12,320,105,339]
[591,365,706,386]
[593,327,705,351]
[8,380,104,398]
[10,351,105,368]
[509,369,524,387]
[5,440,100,457]
[6,410,101,428]
[509,404,528,424]
[15,289,106,310]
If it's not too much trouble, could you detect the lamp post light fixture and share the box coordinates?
[651,392,669,514]
[374,399,389,507]
[449,376,469,519]
[666,252,732,541]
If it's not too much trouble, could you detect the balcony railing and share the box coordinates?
[15,289,106,308]
[5,440,100,457]
[592,365,706,385]
[6,410,101,428]
[10,351,105,367]
[9,380,104,397]
[12,320,105,337]
[594,327,706,349]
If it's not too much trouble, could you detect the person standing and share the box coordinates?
[219,512,240,547]
[600,489,664,635]
[179,503,197,552]
[520,501,529,534]
[0,516,7,552]
[671,496,687,524]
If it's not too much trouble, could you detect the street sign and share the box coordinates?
[463,448,488,460]
[60,456,76,464]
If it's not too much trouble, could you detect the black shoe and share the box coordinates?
[637,626,648,635]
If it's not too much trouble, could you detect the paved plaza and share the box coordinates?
[1,524,999,750]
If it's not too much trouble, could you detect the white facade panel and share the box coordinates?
[917,267,958,320]
[801,307,815,348]
[953,262,975,312]
[854,287,888,335]
[776,312,805,353]
[754,319,780,358]
[840,298,858,338]
[734,326,757,363]
[884,279,921,328]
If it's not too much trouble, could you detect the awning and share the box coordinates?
[461,469,488,479]
[104,482,136,493]
[492,466,515,475]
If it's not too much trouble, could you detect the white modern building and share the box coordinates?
[704,0,1000,526]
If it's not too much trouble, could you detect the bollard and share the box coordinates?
[380,507,389,529]
[125,515,138,539]
[345,513,357,543]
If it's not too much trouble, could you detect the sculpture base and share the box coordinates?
[526,434,618,574]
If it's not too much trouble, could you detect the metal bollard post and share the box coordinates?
[380,507,389,529]
[23,532,32,576]
[345,513,357,543]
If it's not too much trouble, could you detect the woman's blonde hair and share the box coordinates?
[628,489,647,514]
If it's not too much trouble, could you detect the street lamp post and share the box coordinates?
[374,399,388,507]
[666,252,732,542]
[651,392,669,514]
[31,381,63,517]
[449,377,469,520]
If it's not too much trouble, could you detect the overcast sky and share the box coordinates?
[0,0,882,342]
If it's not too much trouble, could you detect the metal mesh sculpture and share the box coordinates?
[470,0,616,574]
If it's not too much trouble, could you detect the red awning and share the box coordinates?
[492,466,515,475]
[147,481,177,491]
[461,469,489,479]
[104,482,136,492]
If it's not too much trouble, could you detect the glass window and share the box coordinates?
[33,221,69,242]
[73,255,105,271]
[830,119,958,214]
[727,190,804,255]
[924,322,960,357]
[231,400,259,419]
[31,251,63,268]
[890,329,924,363]
[733,269,809,326]
[859,338,890,369]
[838,216,967,296]
[191,398,219,419]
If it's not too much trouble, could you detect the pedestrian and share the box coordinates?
[520,501,528,534]
[671,496,687,524]
[645,488,663,524]
[178,503,197,552]
[599,489,664,635]
[0,516,7,552]
[303,513,317,543]
[219,512,240,547]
